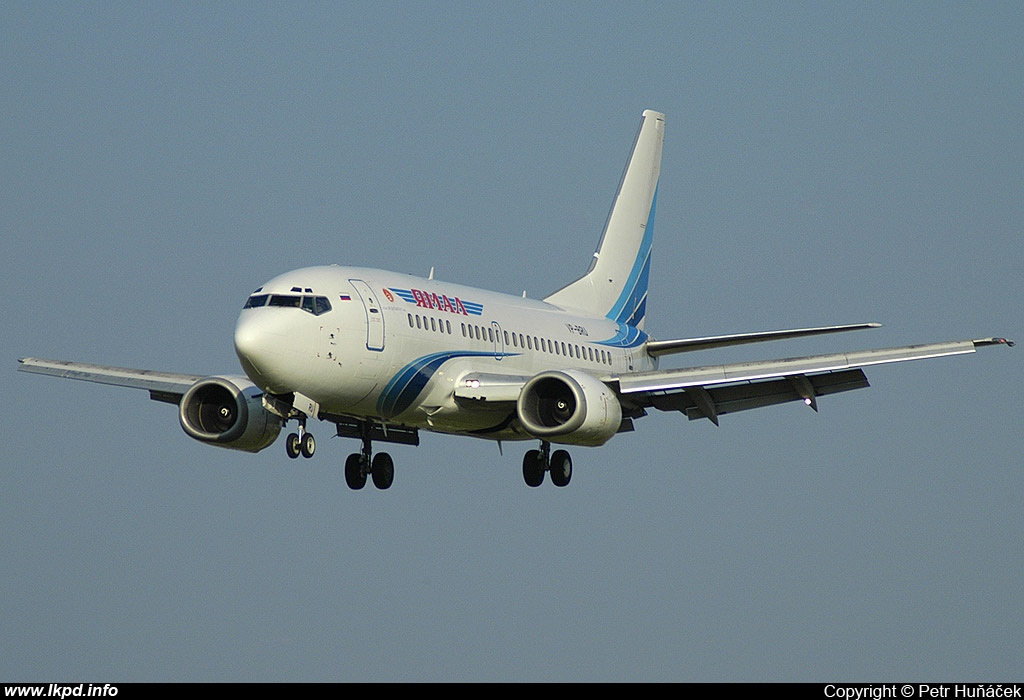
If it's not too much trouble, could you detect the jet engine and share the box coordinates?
[178,377,282,453]
[516,369,623,446]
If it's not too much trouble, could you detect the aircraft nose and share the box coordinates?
[234,313,283,387]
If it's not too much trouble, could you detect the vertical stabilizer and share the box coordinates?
[544,109,664,330]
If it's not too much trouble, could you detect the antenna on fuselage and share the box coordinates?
[428,266,435,280]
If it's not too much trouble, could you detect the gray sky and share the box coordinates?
[2,1,1021,682]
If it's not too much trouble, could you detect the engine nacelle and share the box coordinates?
[516,369,623,446]
[179,376,283,453]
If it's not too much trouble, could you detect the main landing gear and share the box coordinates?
[344,435,394,491]
[522,441,572,488]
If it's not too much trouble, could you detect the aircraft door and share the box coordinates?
[491,321,504,361]
[349,279,385,352]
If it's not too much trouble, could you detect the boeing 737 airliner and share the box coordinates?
[19,110,1014,489]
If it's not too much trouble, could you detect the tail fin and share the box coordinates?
[544,109,664,330]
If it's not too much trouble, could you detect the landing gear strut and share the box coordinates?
[344,431,394,490]
[522,441,572,488]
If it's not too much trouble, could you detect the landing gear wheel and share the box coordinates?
[371,452,395,490]
[522,449,546,487]
[300,432,316,459]
[285,433,301,459]
[345,453,367,490]
[549,449,572,487]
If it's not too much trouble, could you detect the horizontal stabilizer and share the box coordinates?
[645,323,881,356]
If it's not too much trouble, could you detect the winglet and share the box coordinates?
[974,337,1015,348]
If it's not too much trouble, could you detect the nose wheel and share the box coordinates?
[522,442,572,487]
[285,419,316,459]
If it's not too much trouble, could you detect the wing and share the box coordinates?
[617,337,1014,425]
[18,357,204,405]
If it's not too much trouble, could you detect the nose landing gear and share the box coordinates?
[274,401,404,491]
[285,418,316,459]
[522,441,572,488]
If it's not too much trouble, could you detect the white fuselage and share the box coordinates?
[233,265,659,441]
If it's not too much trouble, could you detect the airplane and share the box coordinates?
[18,109,1014,490]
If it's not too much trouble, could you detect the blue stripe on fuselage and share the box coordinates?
[594,322,648,348]
[377,351,515,419]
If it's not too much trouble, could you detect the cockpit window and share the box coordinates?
[269,295,302,308]
[245,293,332,316]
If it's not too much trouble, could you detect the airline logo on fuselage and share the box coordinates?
[388,288,483,316]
